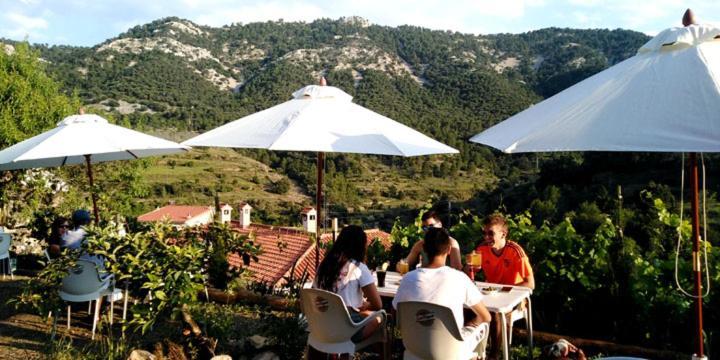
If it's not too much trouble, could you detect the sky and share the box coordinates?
[2,0,720,46]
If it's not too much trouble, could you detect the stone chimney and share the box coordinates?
[238,202,252,229]
[220,203,233,224]
[301,207,317,234]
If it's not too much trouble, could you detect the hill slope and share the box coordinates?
[3,18,651,223]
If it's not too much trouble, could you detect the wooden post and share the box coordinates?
[84,154,100,224]
[315,151,324,270]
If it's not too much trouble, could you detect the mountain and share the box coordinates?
[3,17,651,223]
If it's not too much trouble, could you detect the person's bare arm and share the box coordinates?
[449,238,463,270]
[406,241,423,269]
[360,284,383,312]
[466,302,492,327]
[518,272,535,290]
[49,244,61,257]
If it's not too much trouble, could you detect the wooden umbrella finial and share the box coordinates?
[319,76,327,86]
[683,9,697,27]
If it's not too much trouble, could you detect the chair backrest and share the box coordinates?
[0,233,11,254]
[61,260,109,296]
[300,288,358,343]
[397,301,466,359]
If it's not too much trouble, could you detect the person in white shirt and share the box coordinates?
[62,209,91,250]
[393,227,491,357]
[313,225,383,343]
[63,209,104,268]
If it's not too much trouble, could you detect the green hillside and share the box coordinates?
[3,17,654,224]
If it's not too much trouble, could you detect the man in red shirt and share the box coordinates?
[475,214,534,359]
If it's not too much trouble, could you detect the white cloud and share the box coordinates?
[6,12,48,29]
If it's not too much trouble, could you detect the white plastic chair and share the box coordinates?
[58,260,124,339]
[300,288,388,358]
[397,301,488,360]
[508,297,533,352]
[0,233,13,279]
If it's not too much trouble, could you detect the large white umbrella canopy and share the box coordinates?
[0,113,190,221]
[470,18,718,358]
[0,114,190,170]
[184,82,458,269]
[184,84,458,156]
[471,23,720,153]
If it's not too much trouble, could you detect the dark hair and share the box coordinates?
[72,209,91,227]
[316,225,367,292]
[421,210,440,223]
[49,217,69,243]
[423,227,451,259]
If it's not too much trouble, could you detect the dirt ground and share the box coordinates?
[0,276,96,359]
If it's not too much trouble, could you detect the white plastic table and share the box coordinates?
[377,271,533,360]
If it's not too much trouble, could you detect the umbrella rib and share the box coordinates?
[126,150,139,159]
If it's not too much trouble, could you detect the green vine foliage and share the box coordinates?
[198,222,262,290]
[388,211,424,267]
[449,199,719,350]
[366,237,389,271]
[10,248,80,317]
[84,222,208,334]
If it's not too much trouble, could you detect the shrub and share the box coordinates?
[267,178,290,194]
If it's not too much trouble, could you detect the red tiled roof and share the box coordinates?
[227,223,392,287]
[227,222,315,285]
[301,207,316,214]
[137,205,213,224]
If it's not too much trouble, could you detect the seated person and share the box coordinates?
[47,216,70,258]
[313,225,383,343]
[64,209,104,268]
[474,214,534,360]
[393,227,491,355]
[62,209,91,250]
[405,211,462,270]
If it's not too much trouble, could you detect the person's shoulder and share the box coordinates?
[351,260,371,273]
[505,241,528,258]
[449,236,460,248]
[440,266,469,279]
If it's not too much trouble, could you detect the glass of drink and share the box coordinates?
[376,270,387,287]
[397,259,409,275]
[469,251,482,267]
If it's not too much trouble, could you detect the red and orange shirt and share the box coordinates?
[475,241,533,285]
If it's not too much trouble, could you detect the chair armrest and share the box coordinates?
[99,273,115,284]
[353,309,386,329]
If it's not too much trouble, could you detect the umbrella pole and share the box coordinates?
[315,152,324,270]
[689,152,704,358]
[84,154,100,224]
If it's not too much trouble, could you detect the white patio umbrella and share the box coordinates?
[470,12,717,359]
[184,79,458,268]
[0,112,190,223]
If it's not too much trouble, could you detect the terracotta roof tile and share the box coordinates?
[137,205,213,224]
[230,224,391,286]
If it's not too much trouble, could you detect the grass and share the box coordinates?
[136,146,497,224]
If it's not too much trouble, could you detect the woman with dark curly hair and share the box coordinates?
[313,225,382,342]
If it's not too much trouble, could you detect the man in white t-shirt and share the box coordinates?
[393,227,491,357]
